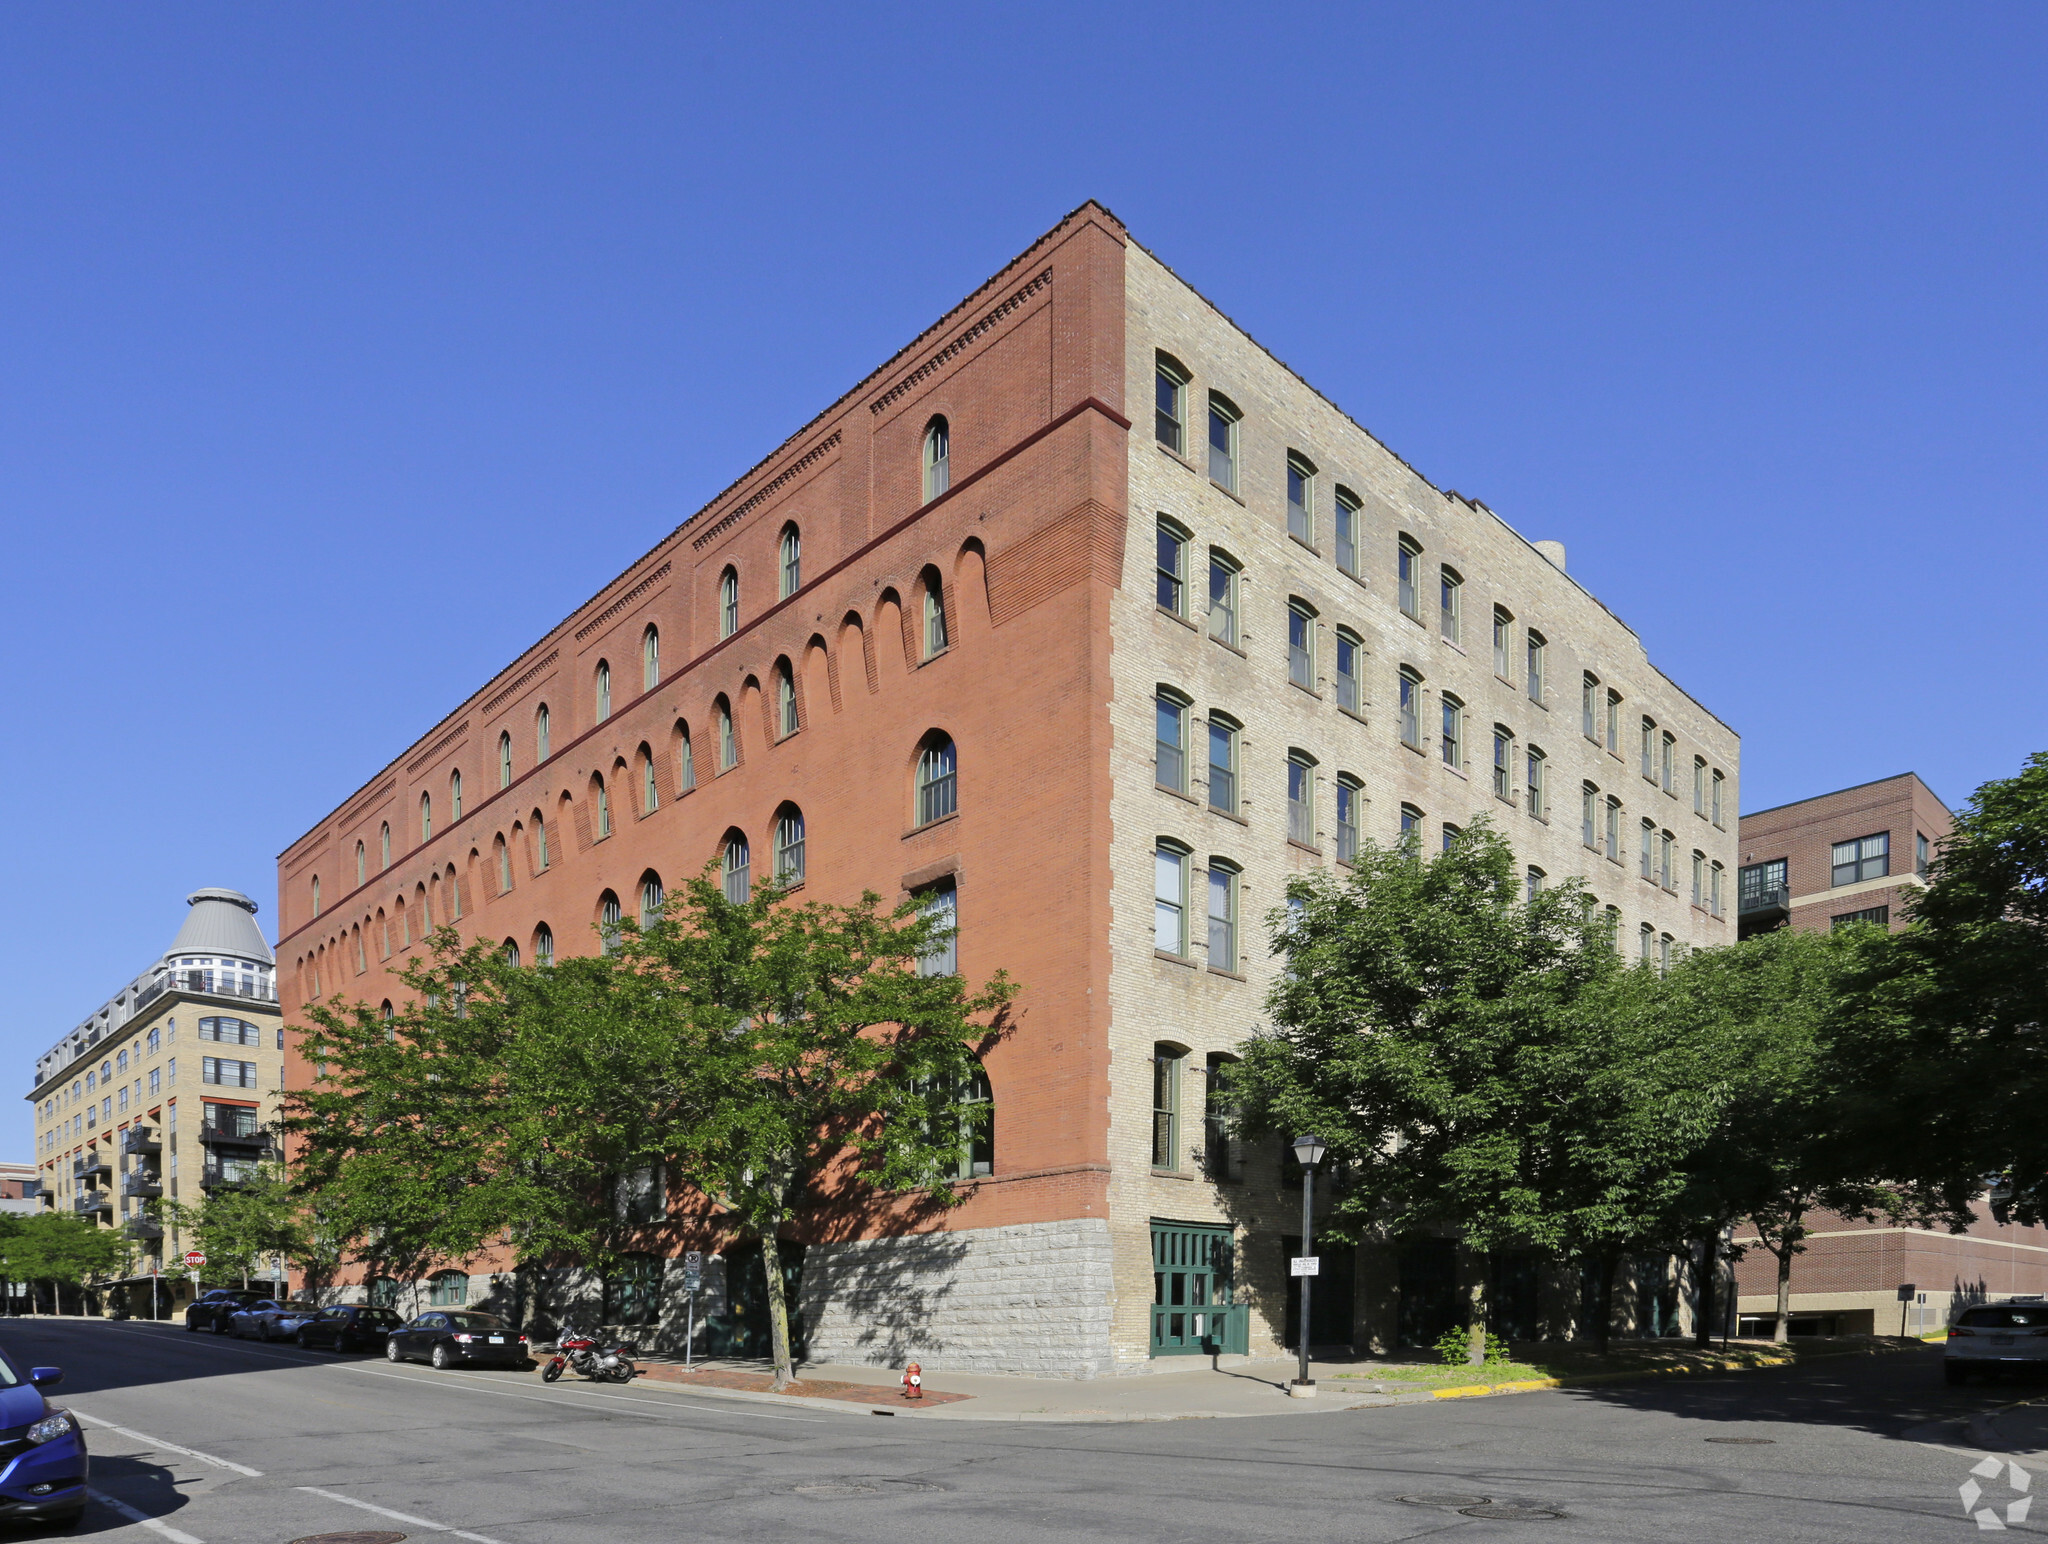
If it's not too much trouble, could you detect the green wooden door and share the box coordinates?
[1150,1220,1248,1355]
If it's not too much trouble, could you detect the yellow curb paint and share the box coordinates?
[1431,1384,1498,1399]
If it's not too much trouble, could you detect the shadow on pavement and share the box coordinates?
[0,1315,385,1401]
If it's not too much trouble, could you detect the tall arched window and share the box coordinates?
[723,834,751,903]
[420,793,432,842]
[533,923,554,967]
[536,703,551,761]
[923,578,948,659]
[532,808,549,871]
[595,661,612,722]
[922,417,950,502]
[780,524,801,597]
[446,863,461,920]
[311,876,321,918]
[496,837,512,894]
[675,720,696,792]
[380,822,391,869]
[642,625,660,691]
[599,892,623,954]
[777,664,798,738]
[917,736,957,826]
[499,732,513,789]
[642,751,658,814]
[717,699,737,771]
[719,568,739,639]
[355,842,365,887]
[775,807,805,885]
[450,770,463,820]
[931,1063,993,1179]
[640,873,664,930]
[503,937,521,967]
[594,775,611,839]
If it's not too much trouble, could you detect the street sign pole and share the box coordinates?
[683,1251,703,1371]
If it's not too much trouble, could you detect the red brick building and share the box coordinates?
[1732,773,2048,1334]
[277,204,1740,1372]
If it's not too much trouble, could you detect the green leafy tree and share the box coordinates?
[1232,821,1727,1361]
[1827,751,2048,1227]
[293,865,1015,1388]
[0,1214,123,1311]
[160,1161,308,1289]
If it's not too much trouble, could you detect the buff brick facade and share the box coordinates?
[276,203,1743,1374]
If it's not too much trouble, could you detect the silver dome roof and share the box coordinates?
[164,888,274,965]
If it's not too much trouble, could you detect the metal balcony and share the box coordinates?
[73,1191,112,1216]
[133,973,277,1012]
[121,1127,162,1155]
[123,1219,164,1240]
[122,1173,161,1199]
[198,1120,273,1150]
[1737,883,1792,938]
[73,1153,111,1180]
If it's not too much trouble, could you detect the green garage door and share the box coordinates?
[1150,1220,1249,1356]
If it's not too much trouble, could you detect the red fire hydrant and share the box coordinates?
[901,1361,924,1400]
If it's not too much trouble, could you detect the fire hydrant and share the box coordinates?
[901,1361,924,1400]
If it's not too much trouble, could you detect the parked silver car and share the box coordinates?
[1946,1301,2048,1384]
[227,1299,321,1341]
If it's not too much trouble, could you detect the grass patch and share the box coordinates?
[1327,1335,1911,1392]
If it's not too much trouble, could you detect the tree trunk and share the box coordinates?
[759,1226,796,1390]
[1457,1243,1489,1366]
[1594,1250,1619,1357]
[1772,1244,1793,1343]
[1693,1233,1716,1349]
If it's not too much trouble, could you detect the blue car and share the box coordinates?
[0,1348,85,1525]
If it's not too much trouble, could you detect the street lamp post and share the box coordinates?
[1290,1133,1327,1397]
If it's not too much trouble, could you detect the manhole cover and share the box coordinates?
[289,1534,408,1544]
[1704,1437,1776,1445]
[1459,1504,1567,1520]
[1398,1493,1493,1507]
[793,1482,881,1496]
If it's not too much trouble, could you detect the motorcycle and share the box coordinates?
[541,1326,638,1384]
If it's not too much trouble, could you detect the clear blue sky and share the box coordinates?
[4,4,2044,1151]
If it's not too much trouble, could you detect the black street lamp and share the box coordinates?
[1291,1133,1326,1396]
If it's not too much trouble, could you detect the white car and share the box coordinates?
[1946,1301,2048,1384]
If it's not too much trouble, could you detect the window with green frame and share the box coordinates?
[427,1270,468,1307]
[924,1065,993,1179]
[1150,1219,1245,1355]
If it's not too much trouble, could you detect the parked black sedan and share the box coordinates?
[384,1310,530,1370]
[184,1289,267,1334]
[296,1305,403,1353]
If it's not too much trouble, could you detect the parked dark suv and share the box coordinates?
[184,1289,267,1334]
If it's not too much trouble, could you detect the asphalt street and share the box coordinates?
[0,1317,2026,1543]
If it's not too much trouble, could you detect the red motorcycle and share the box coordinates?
[541,1326,637,1384]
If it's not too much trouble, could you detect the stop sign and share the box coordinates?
[184,1251,205,1269]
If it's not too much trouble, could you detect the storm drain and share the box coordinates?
[1704,1437,1776,1445]
[1459,1504,1566,1521]
[289,1533,408,1544]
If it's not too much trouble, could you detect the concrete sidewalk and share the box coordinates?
[631,1354,1434,1421]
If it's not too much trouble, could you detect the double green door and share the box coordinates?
[1150,1220,1248,1355]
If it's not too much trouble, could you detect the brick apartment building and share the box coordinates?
[276,203,1740,1374]
[1732,772,2048,1335]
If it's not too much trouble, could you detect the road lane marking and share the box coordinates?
[72,1410,264,1476]
[296,1485,506,1544]
[89,1487,204,1544]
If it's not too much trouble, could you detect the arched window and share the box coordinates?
[503,937,520,967]
[923,576,948,658]
[427,1271,468,1307]
[450,769,463,820]
[776,663,798,738]
[598,891,623,954]
[1151,1043,1185,1169]
[380,822,391,869]
[594,774,611,839]
[719,568,739,639]
[595,661,612,722]
[355,842,365,887]
[533,808,549,871]
[536,703,551,761]
[916,736,957,826]
[499,731,513,789]
[642,625,660,691]
[923,417,950,502]
[446,863,461,920]
[675,720,696,792]
[717,698,737,771]
[943,1064,993,1179]
[779,524,801,597]
[775,807,805,885]
[640,873,664,930]
[420,792,433,842]
[496,836,512,894]
[723,834,751,903]
[532,923,554,967]
[311,877,321,917]
[642,749,658,814]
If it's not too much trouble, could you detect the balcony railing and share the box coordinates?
[73,1154,110,1179]
[73,1191,111,1215]
[121,1127,161,1155]
[198,1123,274,1151]
[124,1219,164,1240]
[122,1173,161,1198]
[1738,884,1791,916]
[201,1165,263,1191]
[133,973,277,1013]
